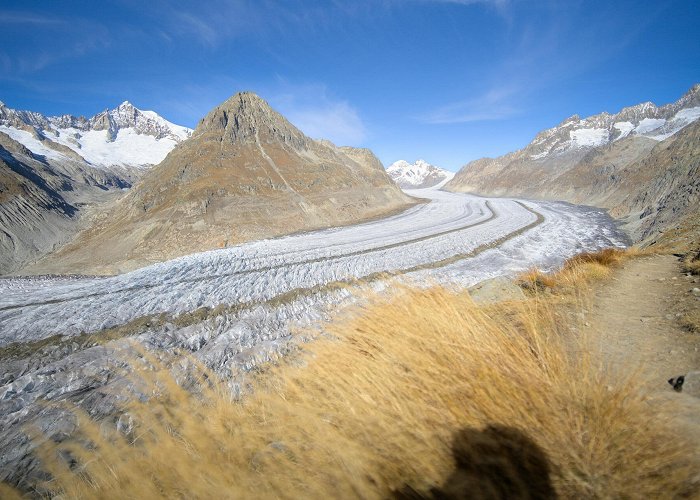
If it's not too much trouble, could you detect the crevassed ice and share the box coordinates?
[0,189,628,345]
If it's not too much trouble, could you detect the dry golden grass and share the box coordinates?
[682,251,700,276]
[680,309,700,334]
[20,284,697,499]
[518,247,645,295]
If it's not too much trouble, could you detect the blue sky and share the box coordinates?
[1,0,698,171]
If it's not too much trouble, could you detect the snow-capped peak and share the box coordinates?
[0,100,193,169]
[525,84,700,160]
[387,159,454,189]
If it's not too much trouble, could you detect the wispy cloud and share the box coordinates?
[421,1,662,125]
[0,12,64,25]
[0,11,110,75]
[286,101,367,145]
[415,0,512,19]
[138,0,324,48]
[420,0,508,5]
[173,12,220,47]
[423,86,520,124]
[270,82,368,145]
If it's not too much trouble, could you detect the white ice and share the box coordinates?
[0,126,64,161]
[569,128,609,147]
[41,127,181,168]
[0,189,627,345]
[635,118,665,135]
[613,121,634,140]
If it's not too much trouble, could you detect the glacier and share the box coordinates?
[0,189,626,345]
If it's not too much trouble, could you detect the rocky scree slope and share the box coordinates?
[445,84,700,246]
[387,159,454,189]
[30,92,414,275]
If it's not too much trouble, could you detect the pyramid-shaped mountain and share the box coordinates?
[32,92,413,274]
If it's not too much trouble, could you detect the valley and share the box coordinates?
[2,2,699,496]
[1,84,697,494]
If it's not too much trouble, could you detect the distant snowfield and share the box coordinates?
[0,188,627,346]
[49,127,181,167]
[0,124,181,168]
[0,101,192,169]
[570,127,608,147]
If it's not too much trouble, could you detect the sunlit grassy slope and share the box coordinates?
[6,248,697,499]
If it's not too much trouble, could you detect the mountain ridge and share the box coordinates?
[445,84,700,248]
[0,100,192,169]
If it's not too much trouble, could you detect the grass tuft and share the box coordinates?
[682,250,700,276]
[519,247,643,295]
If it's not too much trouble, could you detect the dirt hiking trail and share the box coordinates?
[581,254,700,465]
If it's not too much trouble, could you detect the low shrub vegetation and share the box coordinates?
[682,250,700,276]
[518,247,644,294]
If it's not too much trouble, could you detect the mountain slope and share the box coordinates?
[29,92,414,274]
[0,100,191,169]
[0,131,135,273]
[386,159,454,189]
[0,100,194,274]
[611,120,700,245]
[445,84,700,246]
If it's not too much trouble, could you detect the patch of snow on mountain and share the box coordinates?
[0,126,63,161]
[530,150,549,160]
[634,118,665,135]
[48,127,181,168]
[613,121,634,140]
[673,106,700,124]
[570,128,608,147]
[140,110,192,141]
[648,106,700,140]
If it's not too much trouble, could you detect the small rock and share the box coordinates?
[668,371,700,398]
[692,288,700,295]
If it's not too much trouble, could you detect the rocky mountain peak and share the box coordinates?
[677,83,700,108]
[84,101,191,142]
[558,114,581,127]
[195,91,308,149]
[387,159,454,189]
